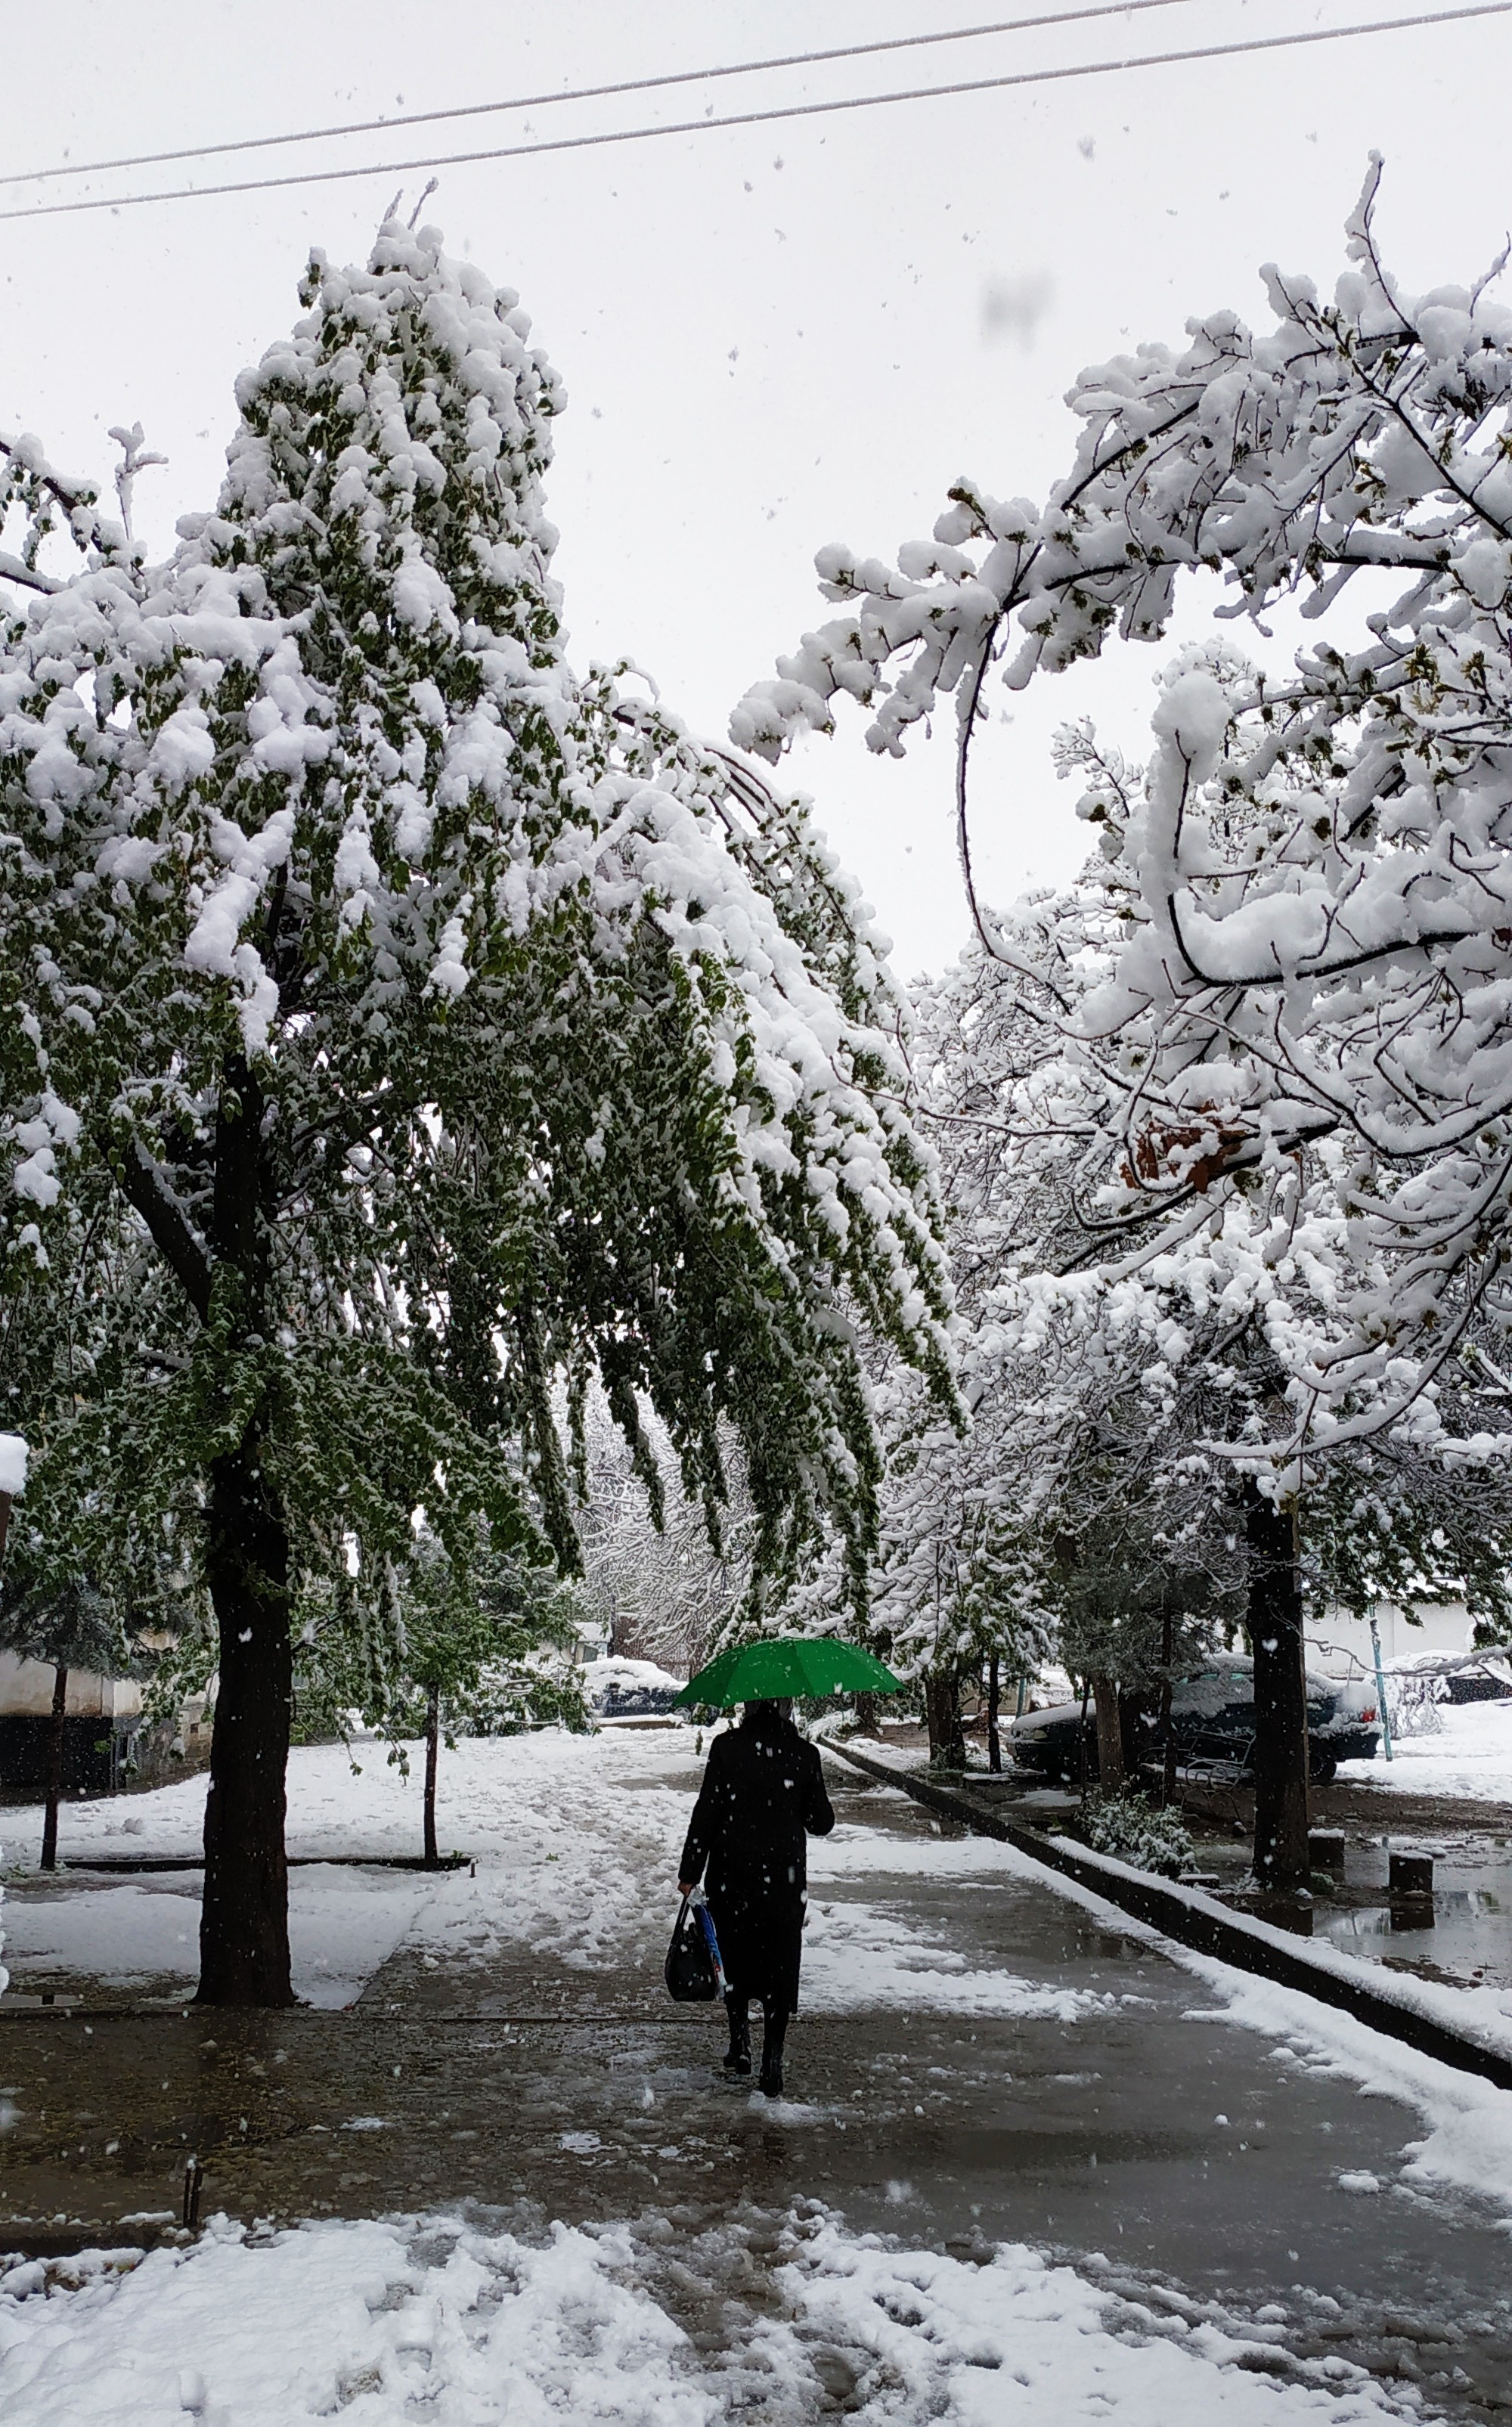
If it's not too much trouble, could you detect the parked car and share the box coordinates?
[1417,1653,1512,1706]
[581,1655,685,1719]
[1008,1654,1380,1784]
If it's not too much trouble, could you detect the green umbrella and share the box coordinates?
[674,1636,901,1708]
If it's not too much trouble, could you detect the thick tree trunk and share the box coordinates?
[1091,1673,1125,1793]
[924,1672,966,1768]
[1246,1478,1311,1891]
[40,1664,67,1871]
[853,1691,881,1737]
[423,1682,441,1867]
[986,1654,1002,1774]
[197,1447,295,2007]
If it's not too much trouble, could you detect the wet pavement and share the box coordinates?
[3,1766,1512,2417]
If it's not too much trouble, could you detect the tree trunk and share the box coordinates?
[40,1664,67,1871]
[197,1446,295,2007]
[986,1654,1002,1774]
[925,1672,965,1768]
[1091,1673,1125,1793]
[853,1691,881,1737]
[423,1682,441,1867]
[1160,1609,1177,1807]
[1246,1477,1311,1891]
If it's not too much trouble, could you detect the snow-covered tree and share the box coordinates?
[574,1392,751,1678]
[738,171,1512,1878]
[736,162,1512,1464]
[0,220,953,2002]
[903,920,1247,1782]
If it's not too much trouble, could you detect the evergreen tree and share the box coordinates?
[0,221,953,2002]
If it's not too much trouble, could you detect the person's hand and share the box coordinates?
[677,1879,694,1895]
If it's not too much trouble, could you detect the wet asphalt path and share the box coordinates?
[2,1760,1510,2416]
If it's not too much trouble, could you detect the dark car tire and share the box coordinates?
[1309,1752,1338,1784]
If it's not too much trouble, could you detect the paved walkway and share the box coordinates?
[3,1757,1511,2418]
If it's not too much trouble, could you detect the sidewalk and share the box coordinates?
[4,1733,1512,2419]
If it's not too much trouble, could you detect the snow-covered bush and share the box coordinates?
[1081,1791,1194,1879]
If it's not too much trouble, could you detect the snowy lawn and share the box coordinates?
[0,2205,1433,2427]
[0,1870,438,2007]
[1337,1697,1512,1802]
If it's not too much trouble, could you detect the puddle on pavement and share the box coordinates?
[1315,1842,1512,1995]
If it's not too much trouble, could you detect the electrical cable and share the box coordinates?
[5,0,1209,191]
[2,2,1506,225]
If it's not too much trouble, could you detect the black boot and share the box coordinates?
[722,1994,751,2076]
[759,2009,789,2098]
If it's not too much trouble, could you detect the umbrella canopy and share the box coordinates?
[674,1637,902,1709]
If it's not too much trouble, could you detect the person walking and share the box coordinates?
[677,1697,834,2097]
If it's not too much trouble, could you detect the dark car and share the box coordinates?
[1009,1654,1380,1785]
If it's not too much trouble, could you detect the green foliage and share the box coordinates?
[0,219,955,1703]
[291,1527,588,1765]
[1082,1790,1194,1880]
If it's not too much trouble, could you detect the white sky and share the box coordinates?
[5,0,1510,979]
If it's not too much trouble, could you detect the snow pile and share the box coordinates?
[0,2215,711,2425]
[1337,1697,1512,1800]
[0,1433,26,1497]
[0,2206,1423,2425]
[779,2214,1408,2425]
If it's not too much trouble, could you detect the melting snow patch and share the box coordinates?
[745,2097,823,2125]
[0,2207,1438,2424]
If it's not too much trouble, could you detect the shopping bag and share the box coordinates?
[665,1892,719,2002]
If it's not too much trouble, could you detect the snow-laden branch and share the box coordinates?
[738,166,1512,1474]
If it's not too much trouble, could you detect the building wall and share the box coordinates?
[0,1651,144,1720]
[1305,1602,1476,1677]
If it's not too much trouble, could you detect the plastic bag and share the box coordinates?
[665,1893,719,2002]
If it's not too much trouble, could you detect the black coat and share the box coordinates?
[678,1716,835,2011]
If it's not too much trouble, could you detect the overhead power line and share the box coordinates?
[2,2,1507,226]
[6,0,1207,191]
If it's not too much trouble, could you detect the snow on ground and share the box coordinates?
[0,2205,1425,2426]
[0,1871,435,2007]
[961,1831,1512,2227]
[1337,1697,1512,1800]
[4,1727,1512,2210]
[5,1726,1512,2416]
[801,1894,1109,2022]
[2,1731,1136,2019]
